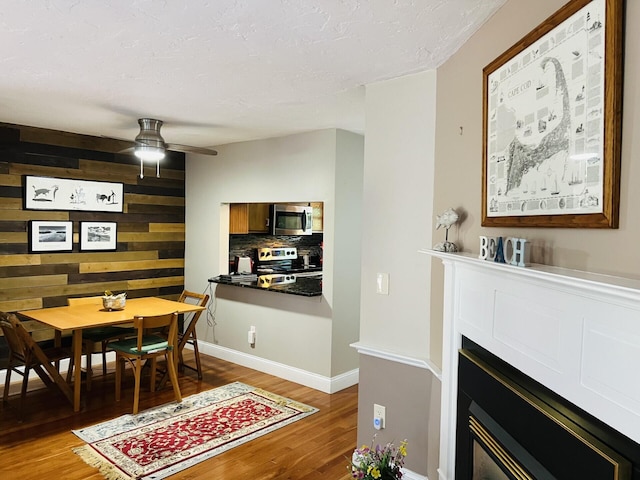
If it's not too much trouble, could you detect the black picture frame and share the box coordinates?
[80,222,117,251]
[29,220,73,253]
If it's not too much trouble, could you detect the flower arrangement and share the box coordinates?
[102,290,126,310]
[349,438,408,479]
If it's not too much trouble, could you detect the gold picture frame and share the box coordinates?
[482,0,623,228]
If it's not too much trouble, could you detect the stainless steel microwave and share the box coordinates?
[271,204,313,235]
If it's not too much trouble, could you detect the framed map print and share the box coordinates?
[481,0,623,228]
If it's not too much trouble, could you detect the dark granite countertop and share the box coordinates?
[209,273,323,297]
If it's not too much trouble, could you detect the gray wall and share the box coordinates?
[332,129,364,376]
[357,355,441,478]
[185,128,363,381]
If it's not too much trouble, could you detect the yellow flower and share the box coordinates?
[399,440,408,457]
[370,466,381,479]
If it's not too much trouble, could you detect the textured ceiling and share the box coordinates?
[0,0,504,149]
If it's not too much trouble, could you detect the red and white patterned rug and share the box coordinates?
[72,382,317,480]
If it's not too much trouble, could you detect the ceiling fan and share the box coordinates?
[122,118,218,178]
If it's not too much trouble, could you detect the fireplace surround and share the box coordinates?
[422,250,640,480]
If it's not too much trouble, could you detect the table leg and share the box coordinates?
[73,329,83,412]
[54,330,62,371]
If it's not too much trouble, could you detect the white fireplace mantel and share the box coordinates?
[420,250,640,480]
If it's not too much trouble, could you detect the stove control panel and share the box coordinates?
[258,273,297,287]
[257,247,297,261]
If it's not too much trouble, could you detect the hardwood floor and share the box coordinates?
[0,353,358,479]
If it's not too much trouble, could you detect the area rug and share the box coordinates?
[72,382,318,480]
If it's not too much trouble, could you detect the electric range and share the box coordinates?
[255,247,298,287]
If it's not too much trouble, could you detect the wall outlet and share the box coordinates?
[248,326,256,345]
[373,403,386,430]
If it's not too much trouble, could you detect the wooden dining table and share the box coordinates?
[18,297,206,412]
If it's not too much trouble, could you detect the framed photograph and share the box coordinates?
[29,221,73,252]
[482,0,623,228]
[80,222,117,251]
[25,176,124,213]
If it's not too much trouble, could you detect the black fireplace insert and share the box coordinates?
[456,338,640,480]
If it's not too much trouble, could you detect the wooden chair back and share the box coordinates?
[67,296,103,306]
[176,290,209,380]
[132,312,179,352]
[178,290,209,308]
[0,312,29,362]
[1,312,45,359]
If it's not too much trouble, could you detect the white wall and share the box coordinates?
[184,129,362,383]
[359,70,436,359]
[355,70,438,478]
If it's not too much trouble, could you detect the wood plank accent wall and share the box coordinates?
[0,123,187,316]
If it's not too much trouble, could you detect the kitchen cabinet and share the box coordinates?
[248,203,270,233]
[229,203,249,234]
[229,203,270,234]
[310,202,323,232]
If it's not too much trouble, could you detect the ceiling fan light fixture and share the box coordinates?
[134,146,165,162]
[134,118,166,178]
[125,117,218,179]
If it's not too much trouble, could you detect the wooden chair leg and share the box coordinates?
[65,352,75,384]
[149,357,157,393]
[3,360,13,403]
[166,351,182,404]
[101,340,109,376]
[115,355,122,402]
[20,365,31,416]
[178,347,185,374]
[191,330,203,380]
[133,358,142,415]
[86,350,93,392]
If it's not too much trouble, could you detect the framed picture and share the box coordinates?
[482,0,623,228]
[80,222,117,251]
[25,176,124,213]
[29,221,73,252]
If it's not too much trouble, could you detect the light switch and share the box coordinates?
[376,273,389,295]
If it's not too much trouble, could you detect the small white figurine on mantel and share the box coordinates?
[433,208,459,252]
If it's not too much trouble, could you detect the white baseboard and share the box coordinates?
[1,343,359,395]
[198,341,359,394]
[403,468,428,480]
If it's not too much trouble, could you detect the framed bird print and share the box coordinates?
[24,176,124,213]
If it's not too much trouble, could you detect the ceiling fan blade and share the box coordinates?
[118,146,136,154]
[166,143,218,156]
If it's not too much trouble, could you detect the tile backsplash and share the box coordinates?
[228,233,323,271]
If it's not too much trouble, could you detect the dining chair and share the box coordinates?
[176,290,209,379]
[155,290,209,390]
[110,312,182,414]
[67,296,136,391]
[0,311,73,417]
